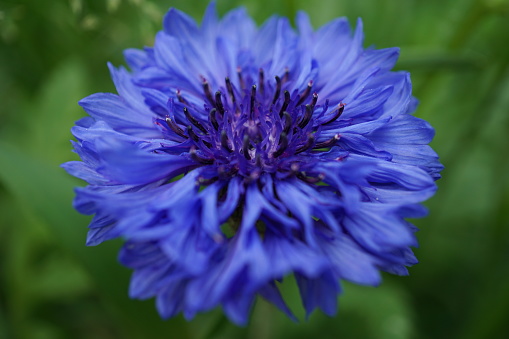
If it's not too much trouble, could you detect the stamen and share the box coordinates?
[225,77,236,106]
[322,103,345,125]
[295,134,315,154]
[242,135,251,160]
[313,134,340,149]
[220,130,232,153]
[279,90,291,117]
[190,147,214,164]
[202,80,215,106]
[311,92,318,108]
[215,91,225,115]
[272,76,282,105]
[282,68,290,84]
[184,107,208,134]
[255,153,263,168]
[176,90,187,104]
[250,85,257,118]
[165,117,187,138]
[258,69,265,96]
[209,108,219,130]
[187,125,200,143]
[297,172,325,184]
[296,81,313,106]
[273,132,288,157]
[282,111,292,135]
[298,104,313,129]
[197,176,219,186]
[237,67,245,90]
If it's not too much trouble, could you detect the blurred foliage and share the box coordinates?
[1,0,509,338]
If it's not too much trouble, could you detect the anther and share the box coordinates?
[258,69,265,96]
[311,92,318,108]
[282,68,290,84]
[255,153,263,168]
[297,172,325,184]
[183,107,208,134]
[237,67,245,90]
[250,85,257,118]
[290,163,300,173]
[298,104,313,129]
[322,103,345,126]
[313,134,340,149]
[197,176,218,186]
[272,76,282,105]
[165,117,187,138]
[242,135,252,160]
[190,147,214,165]
[282,111,292,135]
[202,80,215,106]
[273,132,288,158]
[215,91,225,115]
[295,134,315,154]
[176,90,187,104]
[279,90,291,117]
[225,77,236,105]
[220,130,232,153]
[187,125,200,143]
[296,81,313,106]
[209,108,219,130]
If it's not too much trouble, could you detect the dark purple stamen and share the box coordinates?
[184,107,208,134]
[209,108,219,130]
[258,69,265,96]
[298,104,313,129]
[282,68,290,84]
[215,91,225,115]
[190,147,214,164]
[279,90,291,117]
[322,104,345,125]
[295,134,315,154]
[314,134,340,149]
[237,67,245,90]
[176,90,187,104]
[311,92,318,108]
[197,176,219,186]
[273,132,288,157]
[242,135,251,160]
[255,154,263,168]
[220,130,232,153]
[296,81,313,106]
[187,125,200,143]
[165,117,187,138]
[282,111,292,135]
[297,172,325,184]
[202,80,215,106]
[272,76,282,105]
[250,85,257,118]
[225,77,236,105]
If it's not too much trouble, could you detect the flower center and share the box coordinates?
[158,68,345,182]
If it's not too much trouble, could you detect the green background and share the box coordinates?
[1,0,508,338]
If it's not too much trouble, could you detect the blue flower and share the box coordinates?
[63,3,442,325]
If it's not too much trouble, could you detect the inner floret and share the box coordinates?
[157,68,345,181]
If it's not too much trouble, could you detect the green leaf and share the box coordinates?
[0,141,191,339]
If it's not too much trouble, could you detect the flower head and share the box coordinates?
[63,3,442,325]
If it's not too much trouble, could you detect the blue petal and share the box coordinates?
[296,272,340,318]
[79,93,158,137]
[94,136,197,184]
[258,282,297,322]
[263,230,329,278]
[316,227,382,286]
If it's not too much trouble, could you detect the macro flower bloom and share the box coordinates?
[63,3,442,325]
